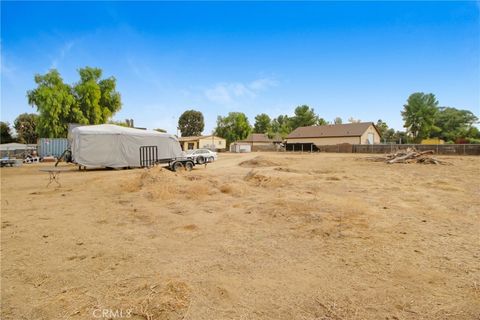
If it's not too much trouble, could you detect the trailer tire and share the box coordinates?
[185,161,194,171]
[172,161,184,172]
[196,155,205,164]
[208,156,214,162]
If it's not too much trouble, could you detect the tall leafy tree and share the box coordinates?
[401,92,439,143]
[269,115,292,139]
[253,113,271,133]
[178,110,205,136]
[432,107,478,142]
[214,112,251,146]
[73,67,121,124]
[27,68,121,138]
[27,70,78,138]
[14,113,39,144]
[334,117,343,124]
[0,122,14,143]
[290,105,318,129]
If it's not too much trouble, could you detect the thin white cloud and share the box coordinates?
[50,41,75,69]
[204,77,278,105]
[126,56,164,90]
[205,84,236,104]
[0,56,15,78]
[249,78,278,91]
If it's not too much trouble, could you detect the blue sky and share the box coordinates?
[1,1,479,134]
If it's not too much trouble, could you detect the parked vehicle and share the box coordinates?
[69,124,195,171]
[185,149,217,164]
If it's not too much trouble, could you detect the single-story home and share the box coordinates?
[178,135,226,151]
[286,122,381,146]
[237,133,282,151]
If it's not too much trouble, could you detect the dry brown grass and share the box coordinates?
[1,153,479,320]
[239,156,282,168]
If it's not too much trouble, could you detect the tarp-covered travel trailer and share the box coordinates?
[70,124,185,168]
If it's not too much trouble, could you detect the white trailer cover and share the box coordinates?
[71,124,182,168]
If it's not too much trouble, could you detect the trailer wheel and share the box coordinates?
[185,161,194,171]
[172,161,184,172]
[196,155,205,164]
[208,156,214,162]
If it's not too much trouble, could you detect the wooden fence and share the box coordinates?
[285,143,480,155]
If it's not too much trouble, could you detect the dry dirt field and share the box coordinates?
[1,152,479,320]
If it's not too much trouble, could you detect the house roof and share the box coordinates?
[287,122,378,139]
[238,133,281,143]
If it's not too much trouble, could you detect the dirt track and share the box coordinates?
[1,152,479,319]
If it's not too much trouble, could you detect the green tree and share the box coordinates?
[14,113,39,144]
[0,122,14,143]
[432,107,478,142]
[401,92,439,143]
[317,118,328,126]
[108,120,130,127]
[269,115,292,139]
[393,130,409,144]
[290,105,318,130]
[73,67,121,125]
[333,117,343,124]
[27,68,121,138]
[375,119,397,142]
[214,112,251,146]
[154,128,167,133]
[253,113,271,133]
[178,110,205,137]
[27,70,78,137]
[348,117,361,123]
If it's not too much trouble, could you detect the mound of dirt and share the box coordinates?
[243,170,285,188]
[122,167,175,192]
[122,166,211,201]
[239,156,281,168]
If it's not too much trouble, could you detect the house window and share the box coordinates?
[219,140,222,145]
[188,143,195,150]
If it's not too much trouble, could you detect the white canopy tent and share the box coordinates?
[70,124,183,168]
[0,143,37,152]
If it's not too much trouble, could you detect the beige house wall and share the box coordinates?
[252,141,273,146]
[198,136,226,150]
[287,125,381,145]
[181,141,198,150]
[360,125,381,144]
[286,136,360,145]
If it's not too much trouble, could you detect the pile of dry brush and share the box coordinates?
[368,147,451,165]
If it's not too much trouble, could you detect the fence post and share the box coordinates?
[301,144,304,153]
[311,144,313,153]
[436,144,439,154]
[464,144,466,155]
